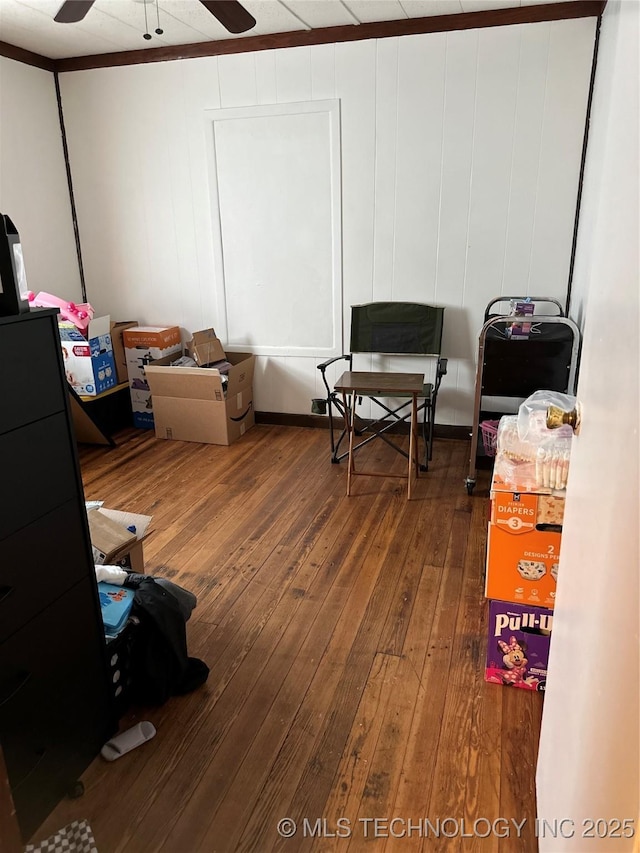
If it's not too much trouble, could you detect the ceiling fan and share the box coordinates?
[54,0,257,35]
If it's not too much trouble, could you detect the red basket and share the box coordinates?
[480,420,500,457]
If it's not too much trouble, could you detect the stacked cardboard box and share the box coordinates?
[59,315,117,397]
[123,326,182,428]
[110,321,139,384]
[144,327,255,446]
[486,477,564,609]
[484,470,564,692]
[485,600,553,691]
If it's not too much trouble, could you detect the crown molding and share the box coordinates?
[46,2,606,73]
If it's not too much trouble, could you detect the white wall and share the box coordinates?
[59,18,596,420]
[536,2,639,849]
[0,57,82,302]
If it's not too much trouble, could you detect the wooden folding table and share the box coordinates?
[334,370,424,499]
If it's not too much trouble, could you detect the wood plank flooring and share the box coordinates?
[35,426,543,853]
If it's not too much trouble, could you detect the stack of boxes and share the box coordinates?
[123,325,255,446]
[484,445,566,693]
[122,326,182,429]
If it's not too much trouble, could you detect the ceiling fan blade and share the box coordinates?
[199,0,256,34]
[54,1,96,23]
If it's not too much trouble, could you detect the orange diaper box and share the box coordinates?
[485,478,565,610]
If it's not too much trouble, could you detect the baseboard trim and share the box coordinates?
[255,411,470,440]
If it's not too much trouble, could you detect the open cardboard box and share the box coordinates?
[145,350,255,445]
[187,328,226,367]
[59,315,117,397]
[110,321,139,384]
[88,507,152,573]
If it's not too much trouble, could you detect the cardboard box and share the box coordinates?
[110,321,138,384]
[486,472,563,608]
[187,328,226,367]
[88,507,152,573]
[506,300,535,340]
[145,351,255,445]
[490,485,565,529]
[485,599,552,691]
[485,521,561,609]
[59,315,117,397]
[123,325,182,429]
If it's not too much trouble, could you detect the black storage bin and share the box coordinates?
[105,619,140,719]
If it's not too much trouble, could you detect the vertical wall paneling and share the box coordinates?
[275,46,312,102]
[434,29,479,424]
[393,32,447,306]
[0,58,82,303]
[255,51,277,105]
[56,18,597,423]
[528,18,597,295]
[335,40,377,416]
[181,56,222,330]
[372,37,399,305]
[158,62,200,333]
[60,68,149,318]
[463,26,520,327]
[310,42,336,101]
[133,64,185,329]
[335,39,377,313]
[217,52,257,107]
[501,22,551,297]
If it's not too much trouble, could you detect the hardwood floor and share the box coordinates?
[35,426,543,852]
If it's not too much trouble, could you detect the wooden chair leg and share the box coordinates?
[413,396,420,478]
[344,391,355,496]
[408,394,417,499]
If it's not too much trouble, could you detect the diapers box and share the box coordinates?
[485,599,552,691]
[485,473,563,609]
[123,326,181,428]
[485,522,560,609]
[59,315,117,397]
[490,483,565,527]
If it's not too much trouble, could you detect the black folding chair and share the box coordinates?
[315,302,447,471]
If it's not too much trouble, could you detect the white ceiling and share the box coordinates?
[0,0,572,60]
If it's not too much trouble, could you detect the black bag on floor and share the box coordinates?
[123,575,209,706]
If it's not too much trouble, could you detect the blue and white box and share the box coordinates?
[59,315,117,397]
[98,582,135,637]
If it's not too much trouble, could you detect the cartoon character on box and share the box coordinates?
[497,636,530,686]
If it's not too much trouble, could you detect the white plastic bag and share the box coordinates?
[518,390,576,441]
[493,392,575,491]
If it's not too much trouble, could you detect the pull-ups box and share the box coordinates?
[145,352,255,445]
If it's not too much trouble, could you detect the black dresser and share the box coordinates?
[0,309,114,841]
